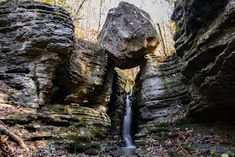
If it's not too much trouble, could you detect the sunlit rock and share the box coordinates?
[98,2,159,69]
[58,39,113,110]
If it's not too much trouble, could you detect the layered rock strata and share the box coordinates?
[0,1,112,155]
[172,0,235,119]
[134,54,191,124]
[56,39,113,112]
[0,0,74,108]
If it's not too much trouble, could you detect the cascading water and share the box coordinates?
[120,91,136,155]
[123,93,134,146]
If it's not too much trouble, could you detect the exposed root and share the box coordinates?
[0,121,29,151]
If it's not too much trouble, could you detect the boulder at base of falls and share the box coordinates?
[98,2,159,69]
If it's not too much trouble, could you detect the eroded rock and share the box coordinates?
[98,2,159,69]
[172,0,235,120]
[134,54,191,123]
[0,1,74,108]
[55,39,113,112]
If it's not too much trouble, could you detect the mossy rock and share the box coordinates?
[72,115,88,126]
[66,127,102,141]
[5,113,37,122]
[68,140,99,154]
[151,131,170,140]
[84,148,99,155]
[136,140,147,147]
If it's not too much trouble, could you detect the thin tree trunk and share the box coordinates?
[162,21,169,54]
[98,0,103,31]
[157,23,167,56]
[73,0,87,20]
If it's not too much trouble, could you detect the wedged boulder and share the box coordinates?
[134,54,191,123]
[98,2,159,69]
[172,0,235,120]
[56,39,113,112]
[0,0,74,108]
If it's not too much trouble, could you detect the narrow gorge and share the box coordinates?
[0,0,235,157]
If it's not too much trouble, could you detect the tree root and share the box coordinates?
[0,121,29,151]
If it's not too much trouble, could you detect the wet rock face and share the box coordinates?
[98,2,159,69]
[0,1,74,108]
[172,0,235,119]
[134,54,190,123]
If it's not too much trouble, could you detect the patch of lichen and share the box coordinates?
[65,128,101,155]
[173,21,181,41]
[5,112,37,122]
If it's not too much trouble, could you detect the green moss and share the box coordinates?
[66,134,99,154]
[160,78,172,88]
[0,0,11,4]
[90,128,101,139]
[154,122,172,127]
[66,127,101,142]
[181,142,194,151]
[174,22,181,41]
[68,125,77,131]
[66,134,81,142]
[6,113,36,122]
[137,140,147,147]
[72,115,87,126]
[152,131,170,140]
[222,151,235,157]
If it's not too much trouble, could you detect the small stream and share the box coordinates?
[120,92,136,155]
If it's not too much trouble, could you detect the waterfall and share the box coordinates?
[119,91,136,156]
[123,92,134,147]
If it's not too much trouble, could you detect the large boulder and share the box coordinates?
[55,39,114,112]
[98,2,159,69]
[0,0,74,108]
[172,0,235,120]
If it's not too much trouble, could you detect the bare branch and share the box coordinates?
[73,0,87,21]
[0,121,29,151]
[98,0,103,31]
[157,23,167,56]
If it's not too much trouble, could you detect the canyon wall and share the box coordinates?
[0,0,74,108]
[172,0,235,120]
[1,0,235,156]
[0,1,112,155]
[0,1,160,155]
